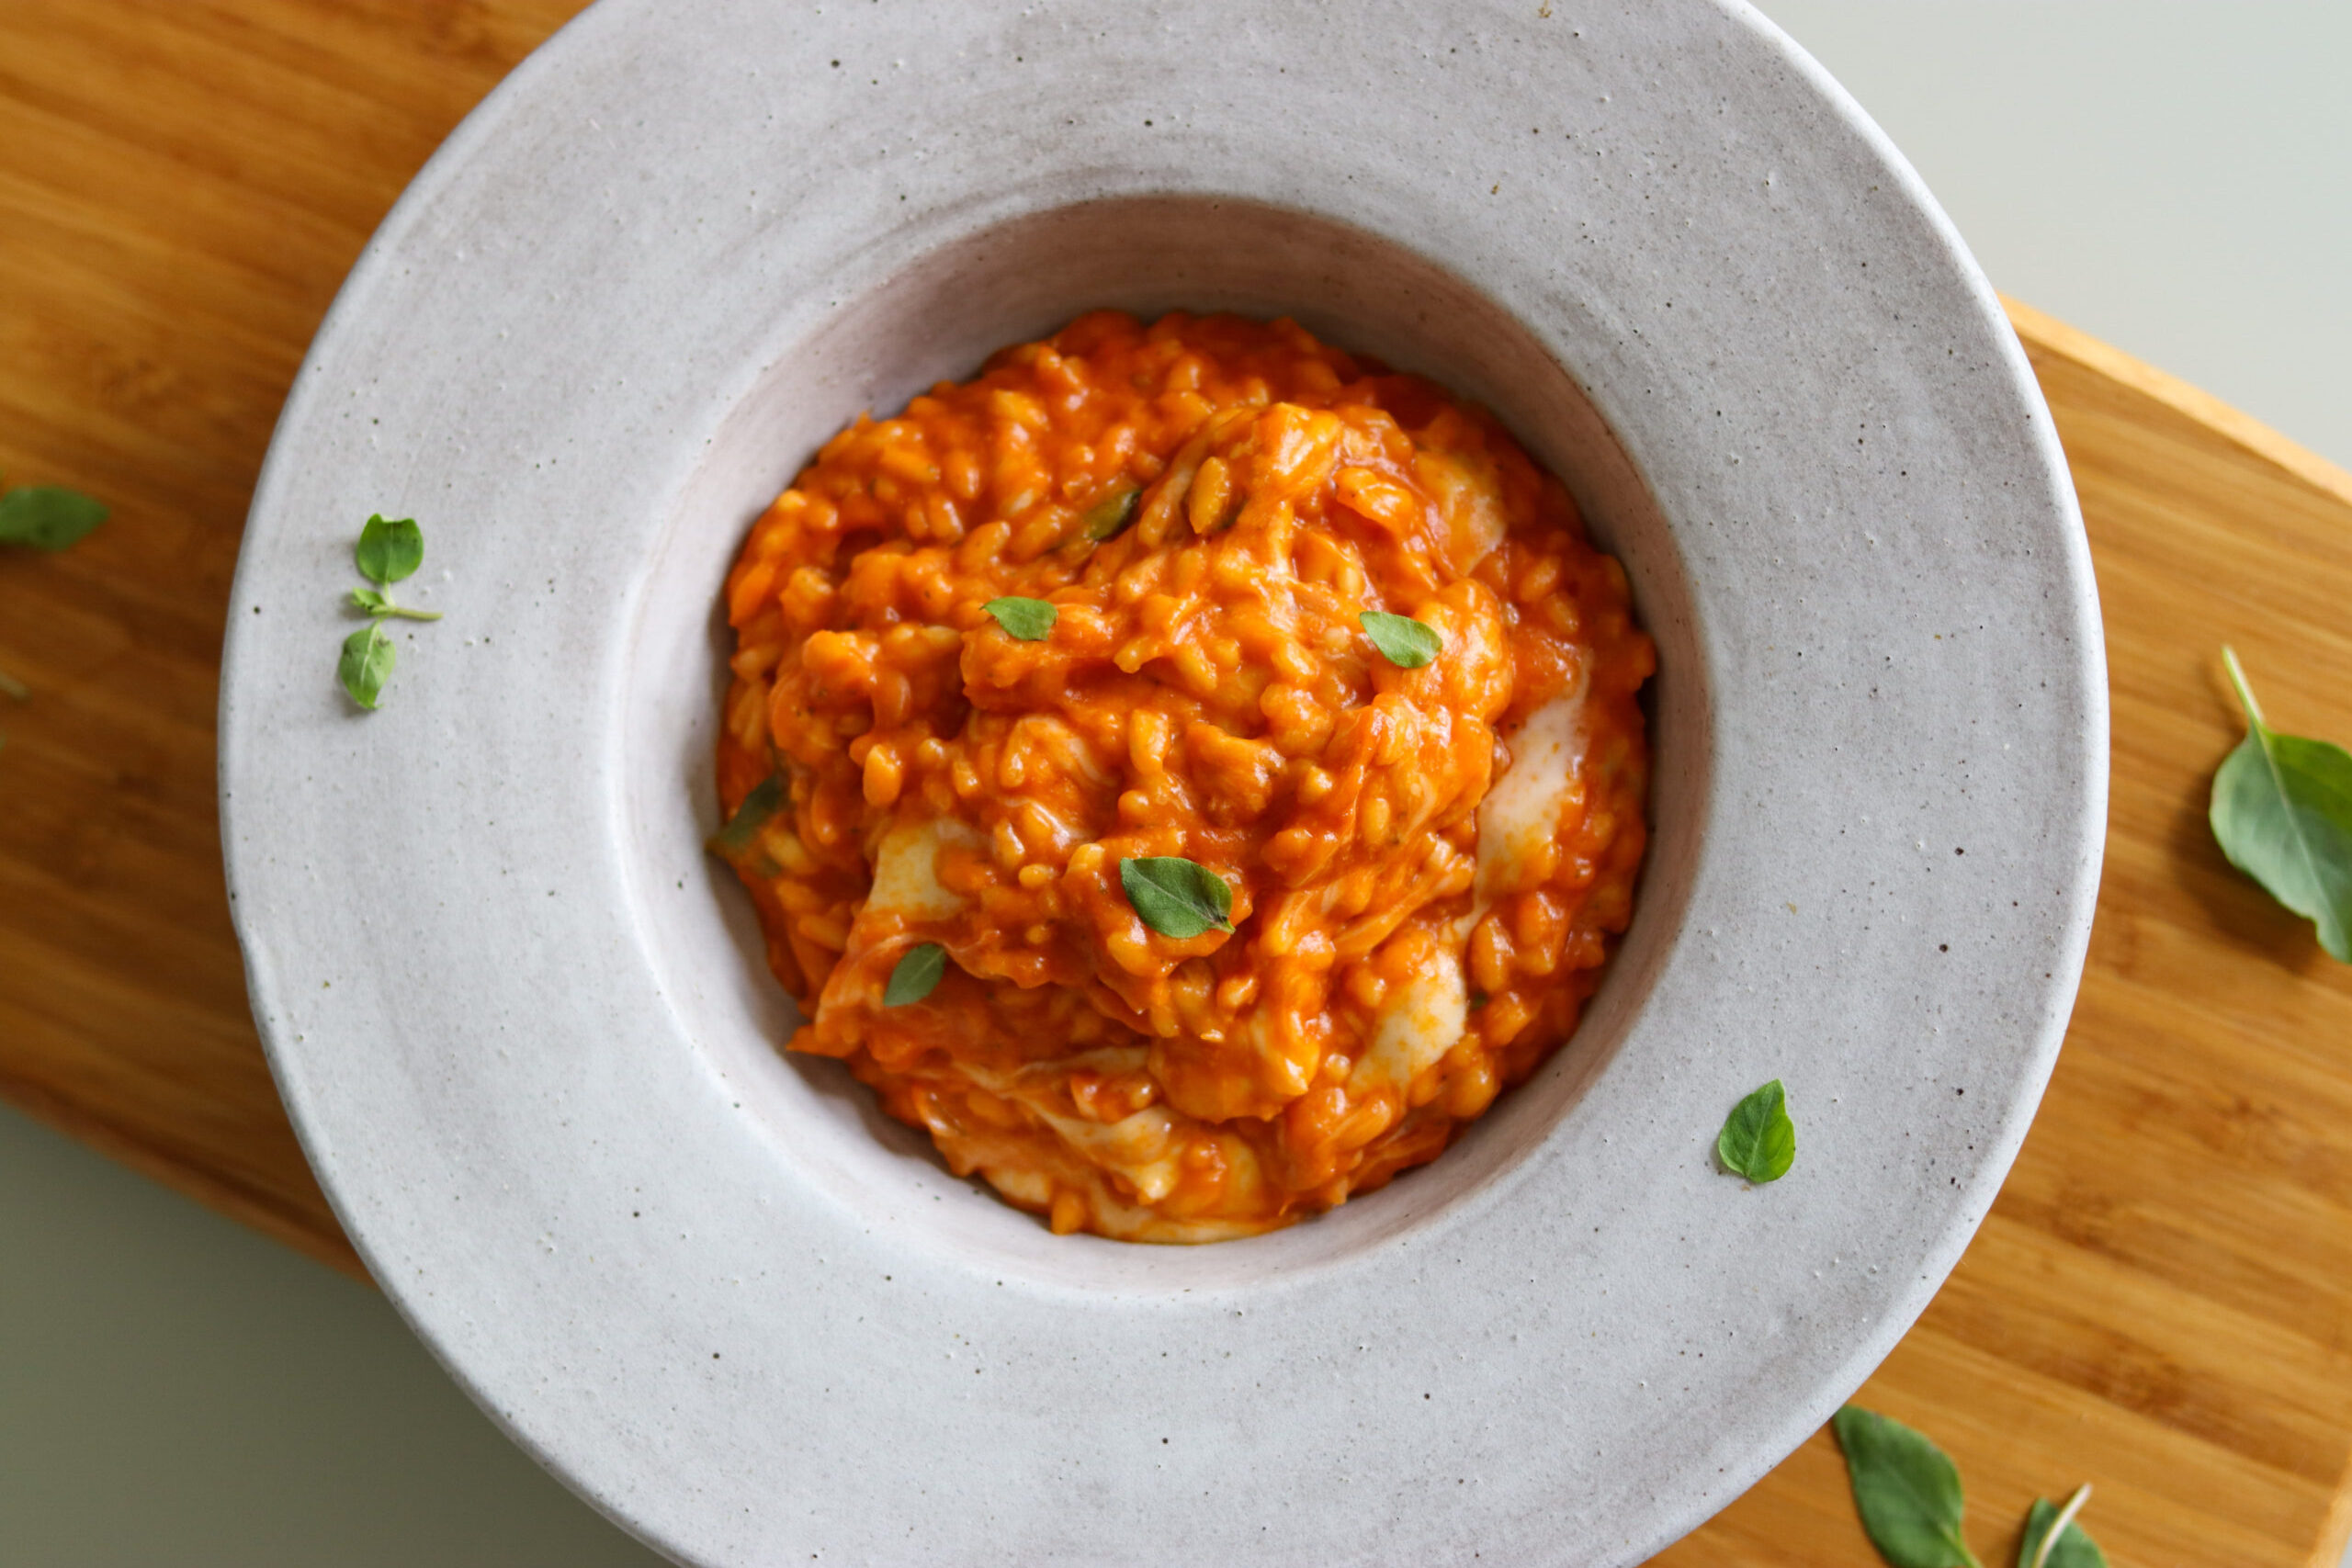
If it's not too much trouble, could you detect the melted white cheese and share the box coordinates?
[864,818,980,920]
[1413,449,1510,573]
[955,1058,1187,1203]
[1348,958,1469,1096]
[1030,1105,1184,1203]
[1475,687,1589,900]
[1351,687,1591,1095]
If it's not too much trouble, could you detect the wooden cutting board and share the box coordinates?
[5,5,2349,1562]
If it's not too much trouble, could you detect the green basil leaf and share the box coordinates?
[0,485,108,550]
[1082,485,1142,541]
[351,587,390,614]
[710,775,785,857]
[1716,1078,1796,1182]
[884,942,948,1006]
[355,513,425,585]
[1360,609,1442,669]
[2018,1492,2104,1568]
[1120,855,1233,940]
[2210,646,2352,962]
[983,596,1057,641]
[1832,1406,1980,1568]
[338,622,395,710]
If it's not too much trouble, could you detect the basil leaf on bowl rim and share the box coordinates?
[355,513,425,585]
[1360,609,1442,669]
[884,942,948,1006]
[1120,855,1233,940]
[1832,1405,1980,1568]
[983,596,1058,642]
[1716,1078,1795,1182]
[338,622,396,710]
[2210,645,2352,962]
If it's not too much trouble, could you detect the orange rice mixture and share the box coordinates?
[713,310,1652,1242]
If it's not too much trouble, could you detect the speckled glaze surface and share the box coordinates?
[218,2,2106,1562]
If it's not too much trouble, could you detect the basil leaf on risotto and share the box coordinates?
[983,596,1058,641]
[1121,855,1234,940]
[885,942,948,1006]
[1360,609,1442,669]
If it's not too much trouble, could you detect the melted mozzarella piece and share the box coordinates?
[958,1059,1189,1204]
[1413,448,1510,572]
[1348,958,1469,1096]
[1351,687,1593,1096]
[1475,686,1589,900]
[1030,1105,1185,1204]
[864,818,979,920]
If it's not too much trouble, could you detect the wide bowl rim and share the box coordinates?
[220,2,2106,1563]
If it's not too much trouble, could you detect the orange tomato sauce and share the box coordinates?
[714,311,1652,1242]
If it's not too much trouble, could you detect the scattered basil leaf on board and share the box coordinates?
[0,481,107,551]
[885,942,948,1006]
[1833,1406,1980,1568]
[0,477,105,739]
[1716,1078,1796,1182]
[2210,645,2352,962]
[710,775,785,857]
[2019,1488,2103,1568]
[1120,855,1234,939]
[338,623,395,710]
[982,596,1057,641]
[1359,609,1442,669]
[1082,485,1141,541]
[355,513,425,585]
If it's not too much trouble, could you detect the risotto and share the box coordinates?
[711,311,1652,1242]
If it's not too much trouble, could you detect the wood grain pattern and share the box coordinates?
[1658,314,2352,1568]
[3,6,2348,1562]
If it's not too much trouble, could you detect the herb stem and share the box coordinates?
[2221,644,2265,729]
[2029,1483,2091,1568]
[376,604,443,622]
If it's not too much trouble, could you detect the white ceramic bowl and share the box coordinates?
[220,2,2105,1562]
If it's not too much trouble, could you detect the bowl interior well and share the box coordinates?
[619,194,1708,1294]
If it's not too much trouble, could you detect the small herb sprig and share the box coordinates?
[1082,485,1141,542]
[1717,1078,1796,1182]
[2210,646,2351,962]
[885,942,947,1005]
[0,478,107,551]
[2019,1487,2100,1568]
[1834,1406,2106,1568]
[0,476,107,745]
[340,514,441,710]
[1121,855,1234,940]
[983,596,1057,641]
[1360,609,1443,669]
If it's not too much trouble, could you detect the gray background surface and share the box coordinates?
[3,4,2344,1562]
